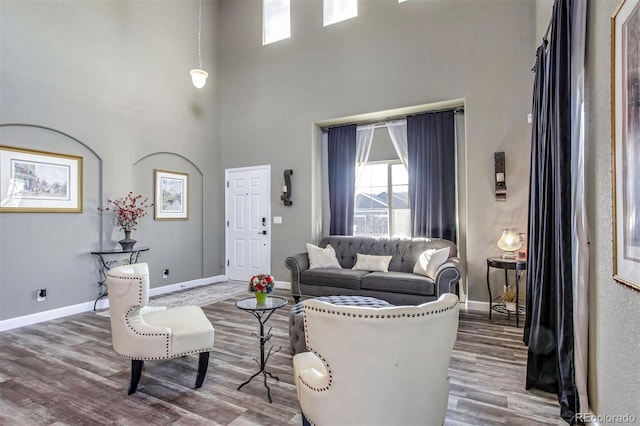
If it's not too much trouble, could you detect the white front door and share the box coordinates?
[225,165,271,281]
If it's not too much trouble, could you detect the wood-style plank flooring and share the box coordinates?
[0,289,566,425]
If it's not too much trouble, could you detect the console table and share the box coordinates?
[486,257,527,327]
[91,247,149,310]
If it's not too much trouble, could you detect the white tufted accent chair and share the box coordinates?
[293,293,459,426]
[106,262,215,394]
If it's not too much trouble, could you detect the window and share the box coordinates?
[323,0,357,27]
[354,162,410,237]
[263,0,290,45]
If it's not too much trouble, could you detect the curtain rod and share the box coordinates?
[320,106,464,133]
[532,1,554,74]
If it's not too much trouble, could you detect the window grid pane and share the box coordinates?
[390,163,410,237]
[354,163,388,237]
[263,0,290,45]
[354,162,409,238]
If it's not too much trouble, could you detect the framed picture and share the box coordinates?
[154,169,188,220]
[0,145,83,213]
[612,0,640,291]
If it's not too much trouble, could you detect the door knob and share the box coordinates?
[257,230,267,235]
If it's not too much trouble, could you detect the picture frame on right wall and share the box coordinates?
[611,0,640,291]
[154,169,188,220]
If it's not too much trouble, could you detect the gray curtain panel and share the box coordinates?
[328,124,357,236]
[407,110,456,242]
[524,0,579,423]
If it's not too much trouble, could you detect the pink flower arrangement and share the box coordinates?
[99,192,153,231]
[249,273,274,293]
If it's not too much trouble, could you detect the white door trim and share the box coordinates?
[224,165,271,281]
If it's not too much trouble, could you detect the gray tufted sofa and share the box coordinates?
[285,236,464,305]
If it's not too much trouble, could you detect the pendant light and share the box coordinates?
[190,0,208,89]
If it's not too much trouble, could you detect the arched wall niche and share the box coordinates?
[0,123,102,320]
[132,152,204,288]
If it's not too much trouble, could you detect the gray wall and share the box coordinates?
[2,0,638,419]
[0,0,222,320]
[218,0,534,301]
[585,0,640,419]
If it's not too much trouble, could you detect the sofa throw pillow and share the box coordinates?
[306,243,342,269]
[352,253,393,272]
[413,247,450,280]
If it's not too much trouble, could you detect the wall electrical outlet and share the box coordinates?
[37,288,47,302]
[162,269,170,279]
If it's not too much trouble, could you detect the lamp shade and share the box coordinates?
[497,228,523,258]
[190,69,208,88]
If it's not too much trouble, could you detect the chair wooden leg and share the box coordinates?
[128,360,144,395]
[195,351,210,388]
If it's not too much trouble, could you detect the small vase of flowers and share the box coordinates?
[249,273,274,305]
[99,192,153,250]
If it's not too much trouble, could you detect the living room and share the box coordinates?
[0,0,638,424]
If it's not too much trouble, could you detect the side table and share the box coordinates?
[235,295,288,403]
[486,257,527,327]
[91,247,149,310]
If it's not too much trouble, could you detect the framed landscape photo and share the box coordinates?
[0,145,83,213]
[612,0,640,291]
[154,169,188,220]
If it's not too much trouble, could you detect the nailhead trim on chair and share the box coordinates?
[111,275,215,361]
[290,296,393,355]
[112,275,172,359]
[298,351,333,393]
[300,298,459,393]
[300,312,333,392]
[117,348,214,361]
[304,300,458,318]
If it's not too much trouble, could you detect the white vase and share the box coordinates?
[505,302,517,312]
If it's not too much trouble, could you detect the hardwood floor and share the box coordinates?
[0,290,565,425]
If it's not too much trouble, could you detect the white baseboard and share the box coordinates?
[275,280,291,290]
[148,275,228,297]
[465,299,490,312]
[0,274,228,332]
[0,301,98,332]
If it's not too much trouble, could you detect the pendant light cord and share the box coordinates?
[197,0,203,69]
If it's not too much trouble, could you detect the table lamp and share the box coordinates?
[497,228,523,259]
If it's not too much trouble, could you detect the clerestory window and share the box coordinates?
[323,0,357,27]
[263,0,290,45]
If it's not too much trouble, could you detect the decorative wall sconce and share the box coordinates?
[497,228,524,259]
[494,151,506,201]
[281,169,293,206]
